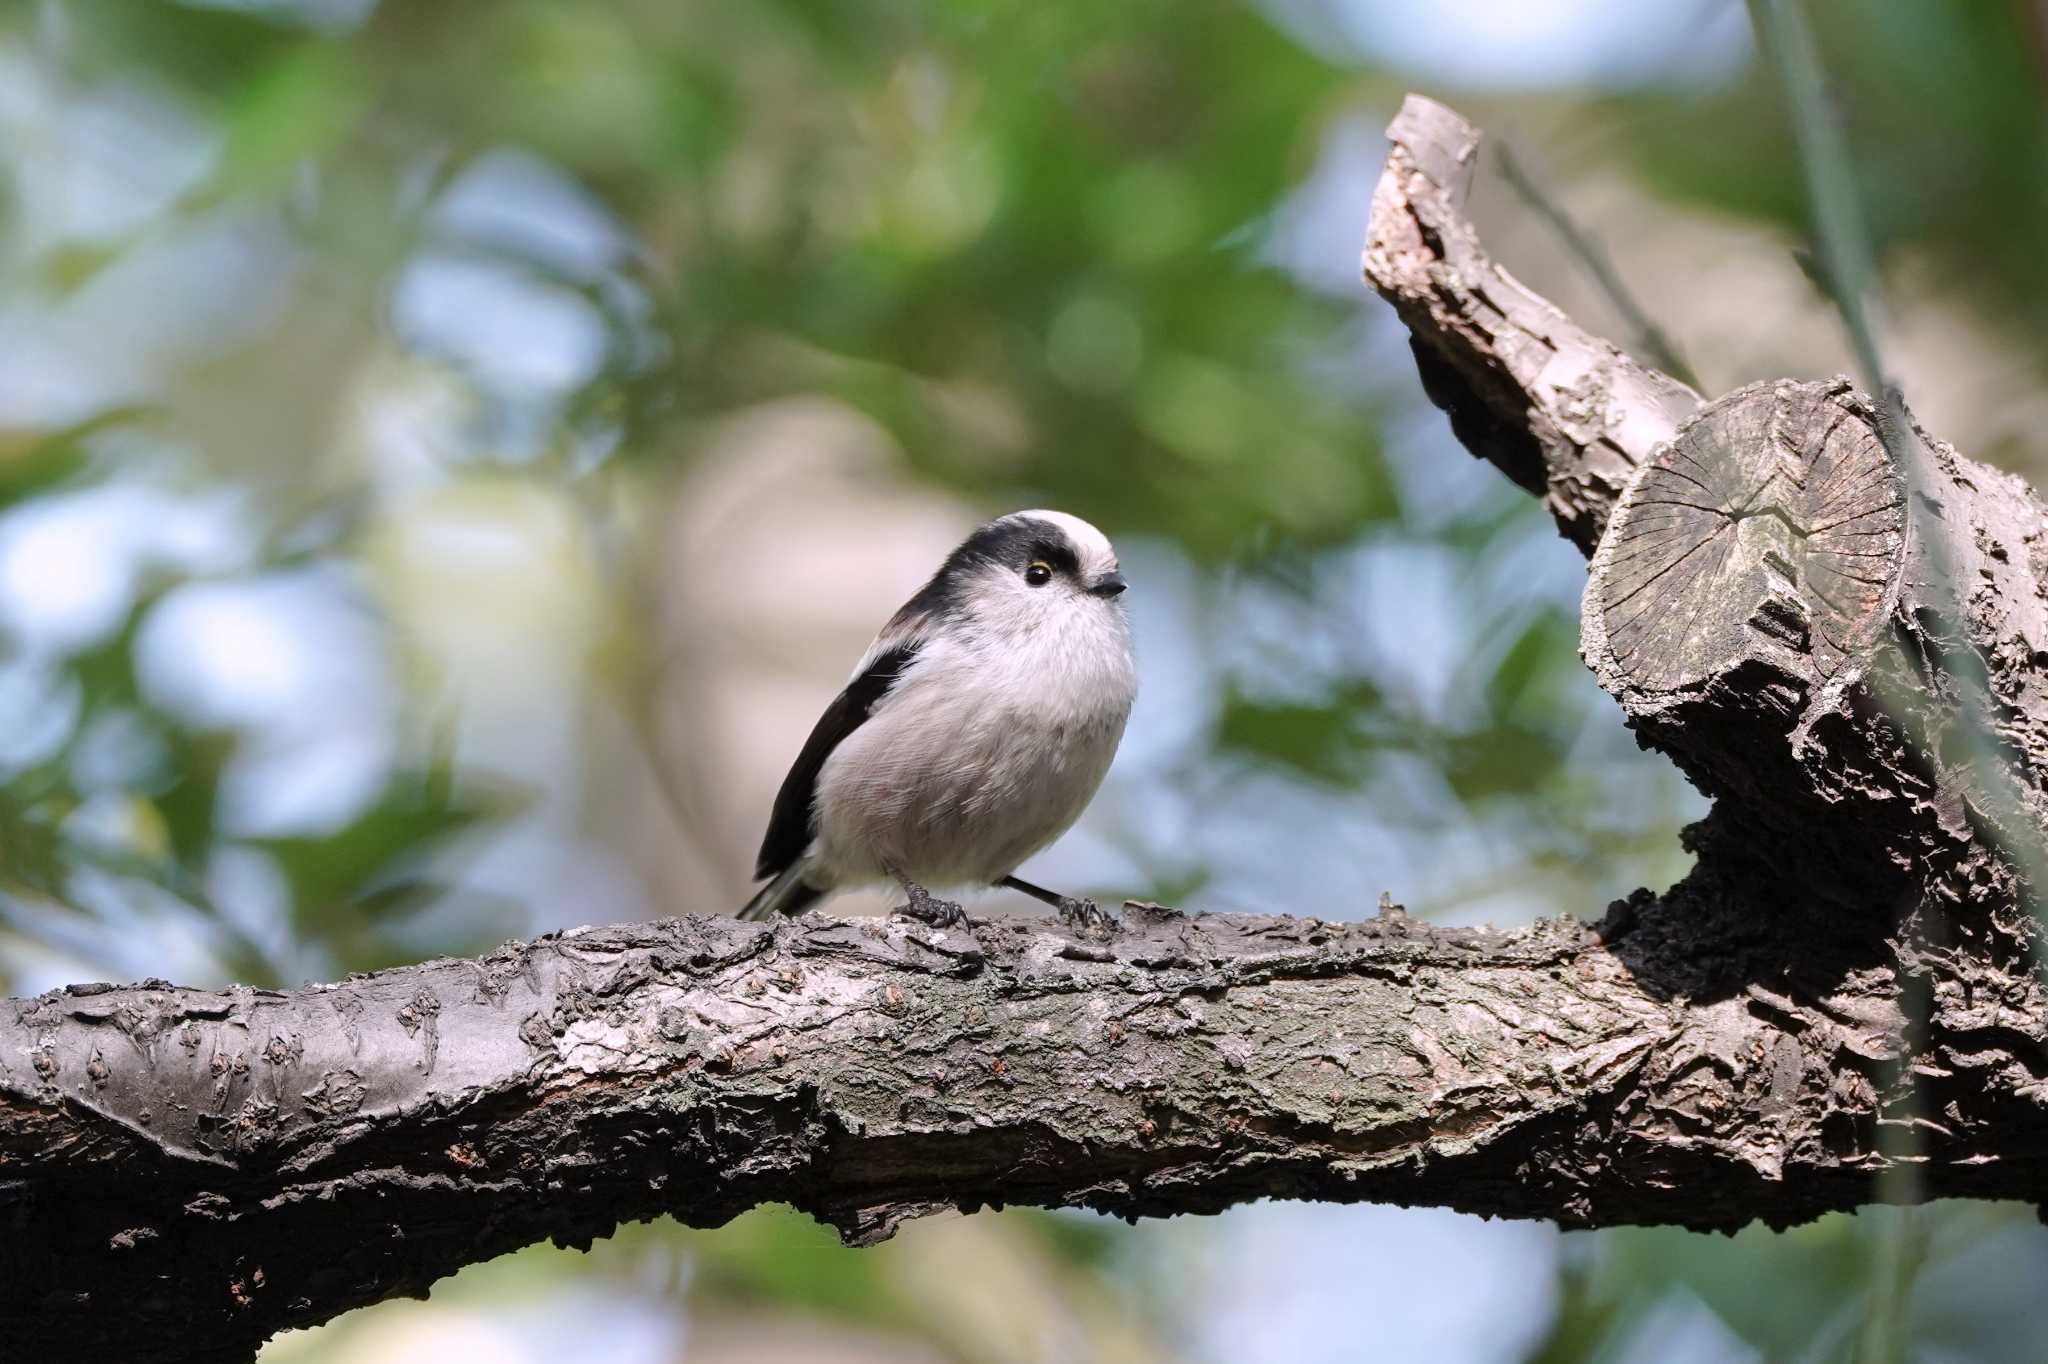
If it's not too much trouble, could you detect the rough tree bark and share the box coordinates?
[8,94,2048,1364]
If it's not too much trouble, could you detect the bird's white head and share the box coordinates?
[892,509,1128,641]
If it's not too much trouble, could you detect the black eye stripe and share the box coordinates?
[894,515,1094,620]
[1024,540,1080,575]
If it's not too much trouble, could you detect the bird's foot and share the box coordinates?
[901,881,969,929]
[1056,895,1120,936]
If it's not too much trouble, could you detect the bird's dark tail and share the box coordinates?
[737,864,824,921]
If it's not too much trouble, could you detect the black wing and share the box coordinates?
[754,642,921,879]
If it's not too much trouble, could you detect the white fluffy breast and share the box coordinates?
[808,589,1135,890]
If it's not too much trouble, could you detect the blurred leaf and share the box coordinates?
[0,801,71,903]
[0,434,87,508]
[1010,1208,1122,1272]
[252,773,517,931]
[1484,606,1580,721]
[69,1,304,92]
[1590,1215,1878,1359]
[0,409,150,507]
[63,597,153,712]
[220,44,369,190]
[686,1205,918,1328]
[1215,679,1382,782]
[1438,723,1569,804]
[1523,1250,1626,1364]
[152,731,236,872]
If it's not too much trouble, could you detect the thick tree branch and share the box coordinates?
[9,92,2048,1363]
[10,891,2048,1364]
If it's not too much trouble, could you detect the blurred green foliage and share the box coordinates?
[1620,0,2048,372]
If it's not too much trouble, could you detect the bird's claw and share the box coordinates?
[902,882,968,929]
[1056,895,1119,935]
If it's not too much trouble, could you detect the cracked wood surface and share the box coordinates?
[1582,375,2048,927]
[1591,379,1906,695]
[12,895,2048,1364]
[1363,95,1702,554]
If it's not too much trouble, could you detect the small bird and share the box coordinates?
[739,509,1136,929]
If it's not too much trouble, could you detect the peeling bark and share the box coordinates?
[8,896,2048,1364]
[1362,96,1702,553]
[4,92,2048,1363]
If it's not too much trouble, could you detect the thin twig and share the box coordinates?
[1746,4,1940,1275]
[1748,5,2048,1356]
[1855,1206,1928,1364]
[1747,0,2048,900]
[1494,142,1703,391]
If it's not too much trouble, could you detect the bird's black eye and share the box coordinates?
[1024,561,1053,586]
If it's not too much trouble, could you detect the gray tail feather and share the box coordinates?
[738,863,822,921]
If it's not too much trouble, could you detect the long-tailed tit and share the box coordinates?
[739,510,1135,929]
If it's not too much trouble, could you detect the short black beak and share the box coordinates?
[1089,570,1128,598]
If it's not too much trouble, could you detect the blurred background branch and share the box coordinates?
[1492,142,1701,391]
